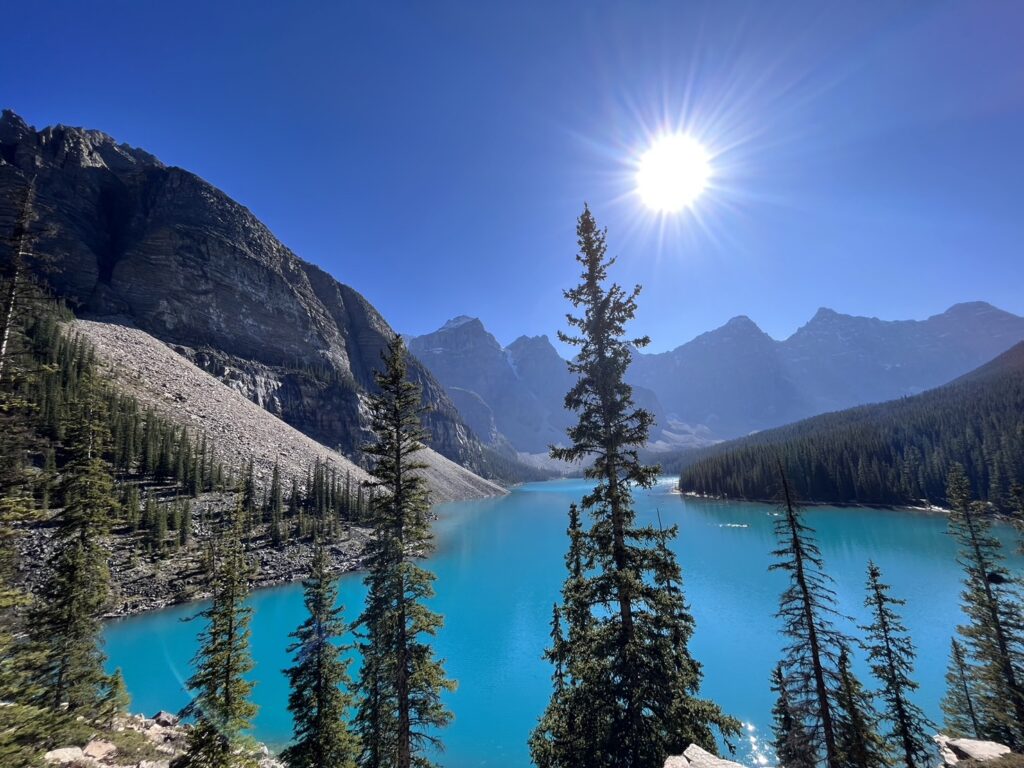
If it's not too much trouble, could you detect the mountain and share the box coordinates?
[676,341,1024,510]
[630,302,1024,440]
[408,318,575,454]
[0,109,530,485]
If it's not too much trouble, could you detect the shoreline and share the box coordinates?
[675,488,953,514]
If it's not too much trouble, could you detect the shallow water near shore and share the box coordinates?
[104,478,1022,767]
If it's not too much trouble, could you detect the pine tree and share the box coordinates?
[99,668,131,728]
[180,506,258,768]
[942,639,982,739]
[861,561,934,768]
[946,465,1024,747]
[281,538,359,768]
[30,376,116,713]
[531,206,737,768]
[771,468,850,768]
[771,664,817,768]
[354,337,454,768]
[834,648,886,768]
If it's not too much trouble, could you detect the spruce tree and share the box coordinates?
[946,465,1024,748]
[771,469,850,768]
[861,561,934,768]
[99,668,131,728]
[834,648,886,768]
[353,337,454,768]
[771,664,817,768]
[942,639,982,739]
[281,537,359,768]
[30,376,116,713]
[180,506,258,768]
[531,206,737,768]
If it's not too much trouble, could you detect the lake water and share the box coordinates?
[104,478,1022,767]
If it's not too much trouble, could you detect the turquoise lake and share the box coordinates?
[103,478,1022,767]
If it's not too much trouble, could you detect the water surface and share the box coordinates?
[104,478,1021,766]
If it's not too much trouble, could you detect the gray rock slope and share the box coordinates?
[0,109,519,480]
[75,319,504,503]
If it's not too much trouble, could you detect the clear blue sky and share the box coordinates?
[3,1,1023,352]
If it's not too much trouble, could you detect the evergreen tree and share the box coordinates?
[354,337,454,768]
[180,507,258,768]
[771,469,850,768]
[99,668,131,728]
[30,376,116,713]
[861,561,934,768]
[281,538,359,768]
[942,639,982,739]
[834,648,886,768]
[771,664,817,768]
[531,206,737,768]
[946,465,1024,748]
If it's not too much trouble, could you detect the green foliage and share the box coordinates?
[861,562,934,768]
[945,466,1024,749]
[29,375,115,714]
[771,471,850,768]
[678,344,1024,509]
[531,206,738,768]
[354,337,454,768]
[771,664,817,768]
[180,508,258,768]
[99,668,131,728]
[942,639,983,739]
[281,538,359,768]
[834,648,886,768]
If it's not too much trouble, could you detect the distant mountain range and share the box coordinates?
[410,303,1024,456]
[631,302,1024,440]
[0,109,539,486]
[407,317,577,455]
[676,340,1024,510]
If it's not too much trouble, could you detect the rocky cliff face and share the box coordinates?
[408,317,580,454]
[0,110,500,475]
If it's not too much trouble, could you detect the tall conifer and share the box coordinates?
[180,504,258,768]
[31,376,116,712]
[834,648,886,768]
[942,639,982,739]
[282,538,359,768]
[531,206,737,768]
[946,465,1024,748]
[861,561,934,768]
[771,469,850,768]
[353,337,454,768]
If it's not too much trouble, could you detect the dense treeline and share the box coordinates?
[5,297,372,558]
[679,342,1024,509]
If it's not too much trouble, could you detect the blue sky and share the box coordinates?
[3,1,1023,352]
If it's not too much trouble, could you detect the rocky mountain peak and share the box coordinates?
[440,315,481,331]
[0,112,516,482]
[0,110,163,172]
[0,109,31,144]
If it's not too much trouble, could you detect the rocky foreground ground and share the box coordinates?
[40,711,281,768]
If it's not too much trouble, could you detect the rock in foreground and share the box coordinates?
[664,744,749,768]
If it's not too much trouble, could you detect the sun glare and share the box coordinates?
[636,134,711,212]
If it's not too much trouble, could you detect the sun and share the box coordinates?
[636,134,711,212]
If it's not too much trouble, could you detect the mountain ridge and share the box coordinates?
[0,109,535,486]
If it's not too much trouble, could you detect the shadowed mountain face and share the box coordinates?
[408,317,670,455]
[408,317,576,454]
[0,110,503,476]
[629,302,1024,439]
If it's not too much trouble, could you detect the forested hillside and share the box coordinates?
[677,342,1024,509]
